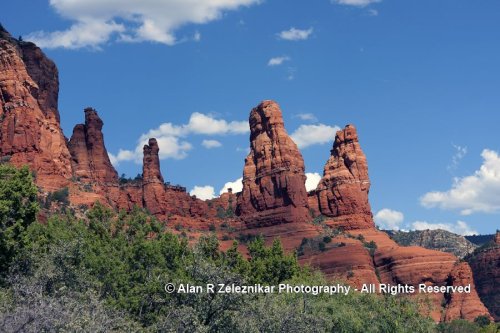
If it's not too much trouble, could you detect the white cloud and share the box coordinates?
[219,177,243,195]
[367,9,379,16]
[291,124,340,149]
[333,0,381,7]
[190,185,216,200]
[186,112,248,135]
[421,149,500,215]
[110,112,248,165]
[277,27,313,41]
[27,19,125,50]
[268,56,290,66]
[305,173,321,192]
[375,209,404,230]
[294,113,318,122]
[27,0,260,49]
[108,149,137,166]
[202,139,222,149]
[447,144,467,172]
[411,220,478,236]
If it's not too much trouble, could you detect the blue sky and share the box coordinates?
[2,0,500,234]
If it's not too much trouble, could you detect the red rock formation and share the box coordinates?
[307,191,320,217]
[316,125,373,230]
[467,231,500,321]
[0,24,493,322]
[143,138,164,184]
[209,188,237,217]
[0,27,72,189]
[236,100,310,228]
[354,229,491,322]
[142,138,173,216]
[443,262,493,322]
[299,235,380,288]
[68,107,118,184]
[141,138,210,219]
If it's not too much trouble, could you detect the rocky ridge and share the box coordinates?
[388,229,478,258]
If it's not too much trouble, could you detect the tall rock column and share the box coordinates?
[236,100,310,228]
[142,138,166,215]
[0,26,72,189]
[316,125,374,229]
[68,107,118,184]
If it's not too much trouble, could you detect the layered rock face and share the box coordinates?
[316,125,373,229]
[355,228,492,322]
[467,231,500,321]
[236,100,310,228]
[68,108,118,184]
[0,27,72,189]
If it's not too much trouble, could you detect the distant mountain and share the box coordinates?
[465,234,495,246]
[386,229,477,258]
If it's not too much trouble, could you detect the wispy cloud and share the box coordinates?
[202,139,222,149]
[293,113,318,122]
[268,56,290,66]
[277,27,313,41]
[332,0,381,7]
[27,0,260,49]
[447,144,467,172]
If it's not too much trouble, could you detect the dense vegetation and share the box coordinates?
[0,164,498,332]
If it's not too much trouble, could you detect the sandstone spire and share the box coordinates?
[236,100,310,227]
[68,107,118,184]
[143,138,164,183]
[142,138,166,215]
[316,124,374,229]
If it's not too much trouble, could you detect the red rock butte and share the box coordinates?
[0,25,495,322]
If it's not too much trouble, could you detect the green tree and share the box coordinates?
[0,165,38,279]
[247,237,300,285]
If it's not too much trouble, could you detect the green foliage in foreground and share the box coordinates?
[0,164,498,332]
[0,164,38,280]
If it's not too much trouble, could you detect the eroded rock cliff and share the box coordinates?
[0,26,72,189]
